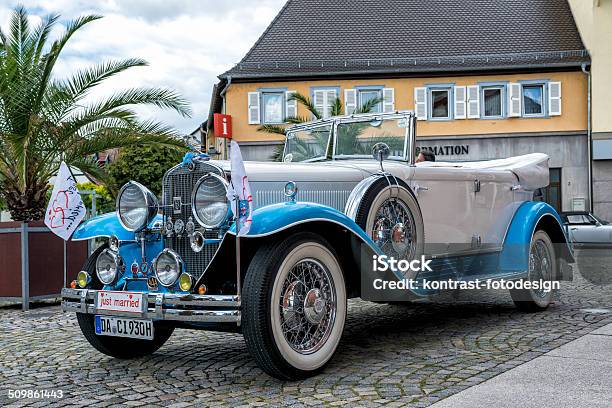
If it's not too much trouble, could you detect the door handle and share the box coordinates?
[571,228,578,231]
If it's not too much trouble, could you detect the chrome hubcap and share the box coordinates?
[279,259,336,354]
[529,239,552,298]
[372,198,416,259]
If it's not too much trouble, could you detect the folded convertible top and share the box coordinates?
[417,153,550,191]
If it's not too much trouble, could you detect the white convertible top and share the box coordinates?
[417,153,550,190]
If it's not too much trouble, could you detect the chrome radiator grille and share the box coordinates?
[162,162,224,279]
[251,181,356,211]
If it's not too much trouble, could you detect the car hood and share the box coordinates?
[212,159,413,183]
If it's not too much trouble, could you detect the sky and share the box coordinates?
[0,0,287,134]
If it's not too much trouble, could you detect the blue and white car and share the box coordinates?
[62,111,573,380]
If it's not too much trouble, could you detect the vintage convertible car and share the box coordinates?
[62,111,573,380]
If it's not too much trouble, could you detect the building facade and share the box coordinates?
[211,0,591,213]
[569,0,612,219]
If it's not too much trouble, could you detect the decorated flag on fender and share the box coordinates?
[226,141,253,236]
[44,162,86,240]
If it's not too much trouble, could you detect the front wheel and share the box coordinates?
[510,230,557,312]
[242,232,347,380]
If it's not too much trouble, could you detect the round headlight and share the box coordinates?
[96,249,120,285]
[116,181,158,232]
[191,174,230,228]
[154,249,182,287]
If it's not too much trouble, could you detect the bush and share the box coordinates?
[77,182,115,215]
[107,145,187,197]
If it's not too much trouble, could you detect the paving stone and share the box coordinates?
[0,274,610,407]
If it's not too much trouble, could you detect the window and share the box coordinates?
[566,215,591,225]
[522,84,544,116]
[358,89,382,113]
[262,92,284,124]
[482,87,503,118]
[430,89,450,119]
[313,88,338,119]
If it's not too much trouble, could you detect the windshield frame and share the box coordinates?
[283,111,415,164]
[332,112,413,162]
[283,122,333,163]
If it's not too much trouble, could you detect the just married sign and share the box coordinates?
[44,162,86,240]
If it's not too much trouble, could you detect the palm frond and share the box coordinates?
[257,124,287,135]
[288,92,321,119]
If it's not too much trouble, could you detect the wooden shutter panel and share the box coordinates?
[414,87,427,120]
[548,82,562,116]
[382,88,395,113]
[313,90,325,118]
[454,86,467,119]
[286,91,297,119]
[248,92,260,124]
[467,85,480,119]
[345,89,357,114]
[508,83,522,117]
[325,89,337,118]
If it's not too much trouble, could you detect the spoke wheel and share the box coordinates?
[510,230,557,311]
[355,180,424,278]
[243,233,346,380]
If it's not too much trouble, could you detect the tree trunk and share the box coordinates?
[3,185,49,222]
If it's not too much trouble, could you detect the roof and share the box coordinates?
[221,0,589,80]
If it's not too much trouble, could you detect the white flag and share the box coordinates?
[44,162,86,240]
[226,141,253,236]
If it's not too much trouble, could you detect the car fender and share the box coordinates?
[71,212,162,241]
[499,201,574,277]
[230,201,381,254]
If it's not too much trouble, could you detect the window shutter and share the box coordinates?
[285,91,297,119]
[414,87,427,120]
[508,83,522,117]
[344,89,357,114]
[248,92,260,124]
[467,85,480,119]
[454,86,467,119]
[326,90,338,117]
[382,88,395,113]
[548,82,562,116]
[313,90,326,119]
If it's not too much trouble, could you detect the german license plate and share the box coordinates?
[96,291,144,314]
[95,315,154,340]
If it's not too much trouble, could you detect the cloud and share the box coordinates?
[0,0,286,133]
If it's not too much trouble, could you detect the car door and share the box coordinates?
[582,214,612,244]
[409,166,474,256]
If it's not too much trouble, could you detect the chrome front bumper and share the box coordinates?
[61,288,240,324]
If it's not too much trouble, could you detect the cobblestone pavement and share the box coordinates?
[1,274,611,407]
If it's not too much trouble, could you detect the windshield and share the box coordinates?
[283,112,413,162]
[284,124,332,162]
[335,117,408,159]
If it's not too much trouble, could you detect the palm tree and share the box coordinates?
[0,7,191,222]
[259,92,382,161]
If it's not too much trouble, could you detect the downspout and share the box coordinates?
[581,63,593,212]
[219,76,232,159]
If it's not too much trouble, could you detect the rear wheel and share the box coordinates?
[75,244,174,358]
[242,232,346,380]
[510,230,557,312]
